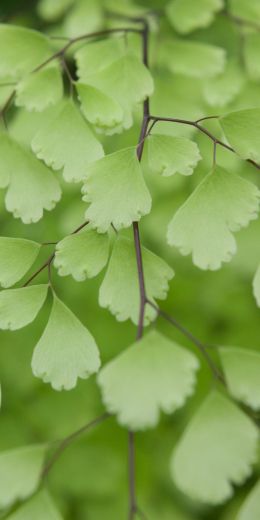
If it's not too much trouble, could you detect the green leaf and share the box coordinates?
[98,330,199,430]
[253,264,260,306]
[167,166,260,270]
[0,237,41,288]
[237,480,260,520]
[203,61,245,107]
[1,133,61,223]
[37,0,73,21]
[63,0,103,38]
[219,347,260,410]
[99,236,174,325]
[228,0,260,23]
[54,228,110,281]
[76,83,124,133]
[31,100,104,183]
[31,293,101,390]
[0,25,52,79]
[171,391,258,504]
[80,55,154,130]
[160,39,226,78]
[82,148,152,232]
[0,285,48,331]
[220,109,260,163]
[243,33,260,81]
[0,445,46,509]
[75,38,126,79]
[145,135,201,176]
[7,490,63,520]
[15,65,63,112]
[166,0,223,34]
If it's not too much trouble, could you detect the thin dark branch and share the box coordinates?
[42,413,110,479]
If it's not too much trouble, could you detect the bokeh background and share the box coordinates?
[0,1,260,518]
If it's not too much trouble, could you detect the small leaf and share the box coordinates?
[160,39,226,78]
[54,228,110,281]
[166,0,223,34]
[76,83,124,133]
[0,24,52,79]
[228,0,260,23]
[15,65,63,112]
[237,480,260,520]
[171,391,258,504]
[243,33,260,81]
[167,166,260,270]
[145,134,201,176]
[82,148,152,232]
[63,0,103,38]
[32,100,104,183]
[32,294,101,390]
[219,347,260,410]
[1,133,61,223]
[99,236,174,324]
[220,109,260,163]
[7,490,63,520]
[98,330,199,430]
[38,0,73,21]
[0,285,48,330]
[0,445,46,509]
[253,264,260,306]
[203,61,245,107]
[75,37,126,79]
[0,237,41,288]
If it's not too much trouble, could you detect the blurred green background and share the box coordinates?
[1,0,260,518]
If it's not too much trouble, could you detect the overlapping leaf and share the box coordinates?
[171,391,258,504]
[98,330,199,430]
[203,61,245,106]
[237,480,260,520]
[82,148,152,232]
[15,65,63,111]
[7,490,63,520]
[0,285,48,330]
[63,0,103,38]
[0,237,41,288]
[32,294,101,390]
[0,445,46,509]
[167,166,260,270]
[166,0,223,34]
[75,38,126,79]
[99,236,174,324]
[220,109,260,163]
[145,135,201,176]
[31,100,104,182]
[76,83,124,133]
[54,228,110,281]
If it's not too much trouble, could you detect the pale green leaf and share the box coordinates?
[253,263,260,306]
[38,0,73,20]
[167,166,260,270]
[237,480,260,520]
[0,25,52,79]
[99,236,174,324]
[63,0,103,38]
[0,445,46,509]
[7,490,63,520]
[228,0,260,23]
[160,39,226,78]
[171,391,258,504]
[15,65,63,112]
[203,61,245,107]
[75,38,126,79]
[31,100,104,183]
[76,83,124,133]
[244,33,260,80]
[0,285,48,331]
[98,330,199,430]
[82,148,152,232]
[220,109,260,163]
[1,133,61,223]
[0,237,41,288]
[32,294,101,390]
[145,135,201,176]
[219,347,260,410]
[166,0,223,34]
[54,228,110,281]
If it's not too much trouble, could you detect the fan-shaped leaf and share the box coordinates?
[32,294,101,390]
[31,100,104,182]
[82,148,152,232]
[15,65,63,111]
[237,480,260,520]
[63,0,103,38]
[219,347,260,410]
[0,445,46,509]
[145,135,201,176]
[0,285,48,330]
[166,0,223,34]
[75,38,126,79]
[0,237,41,288]
[220,109,260,163]
[99,236,174,324]
[76,83,124,133]
[167,166,260,270]
[54,228,109,281]
[171,391,258,504]
[1,133,61,223]
[98,330,199,430]
[37,0,73,21]
[7,490,63,520]
[203,61,244,106]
